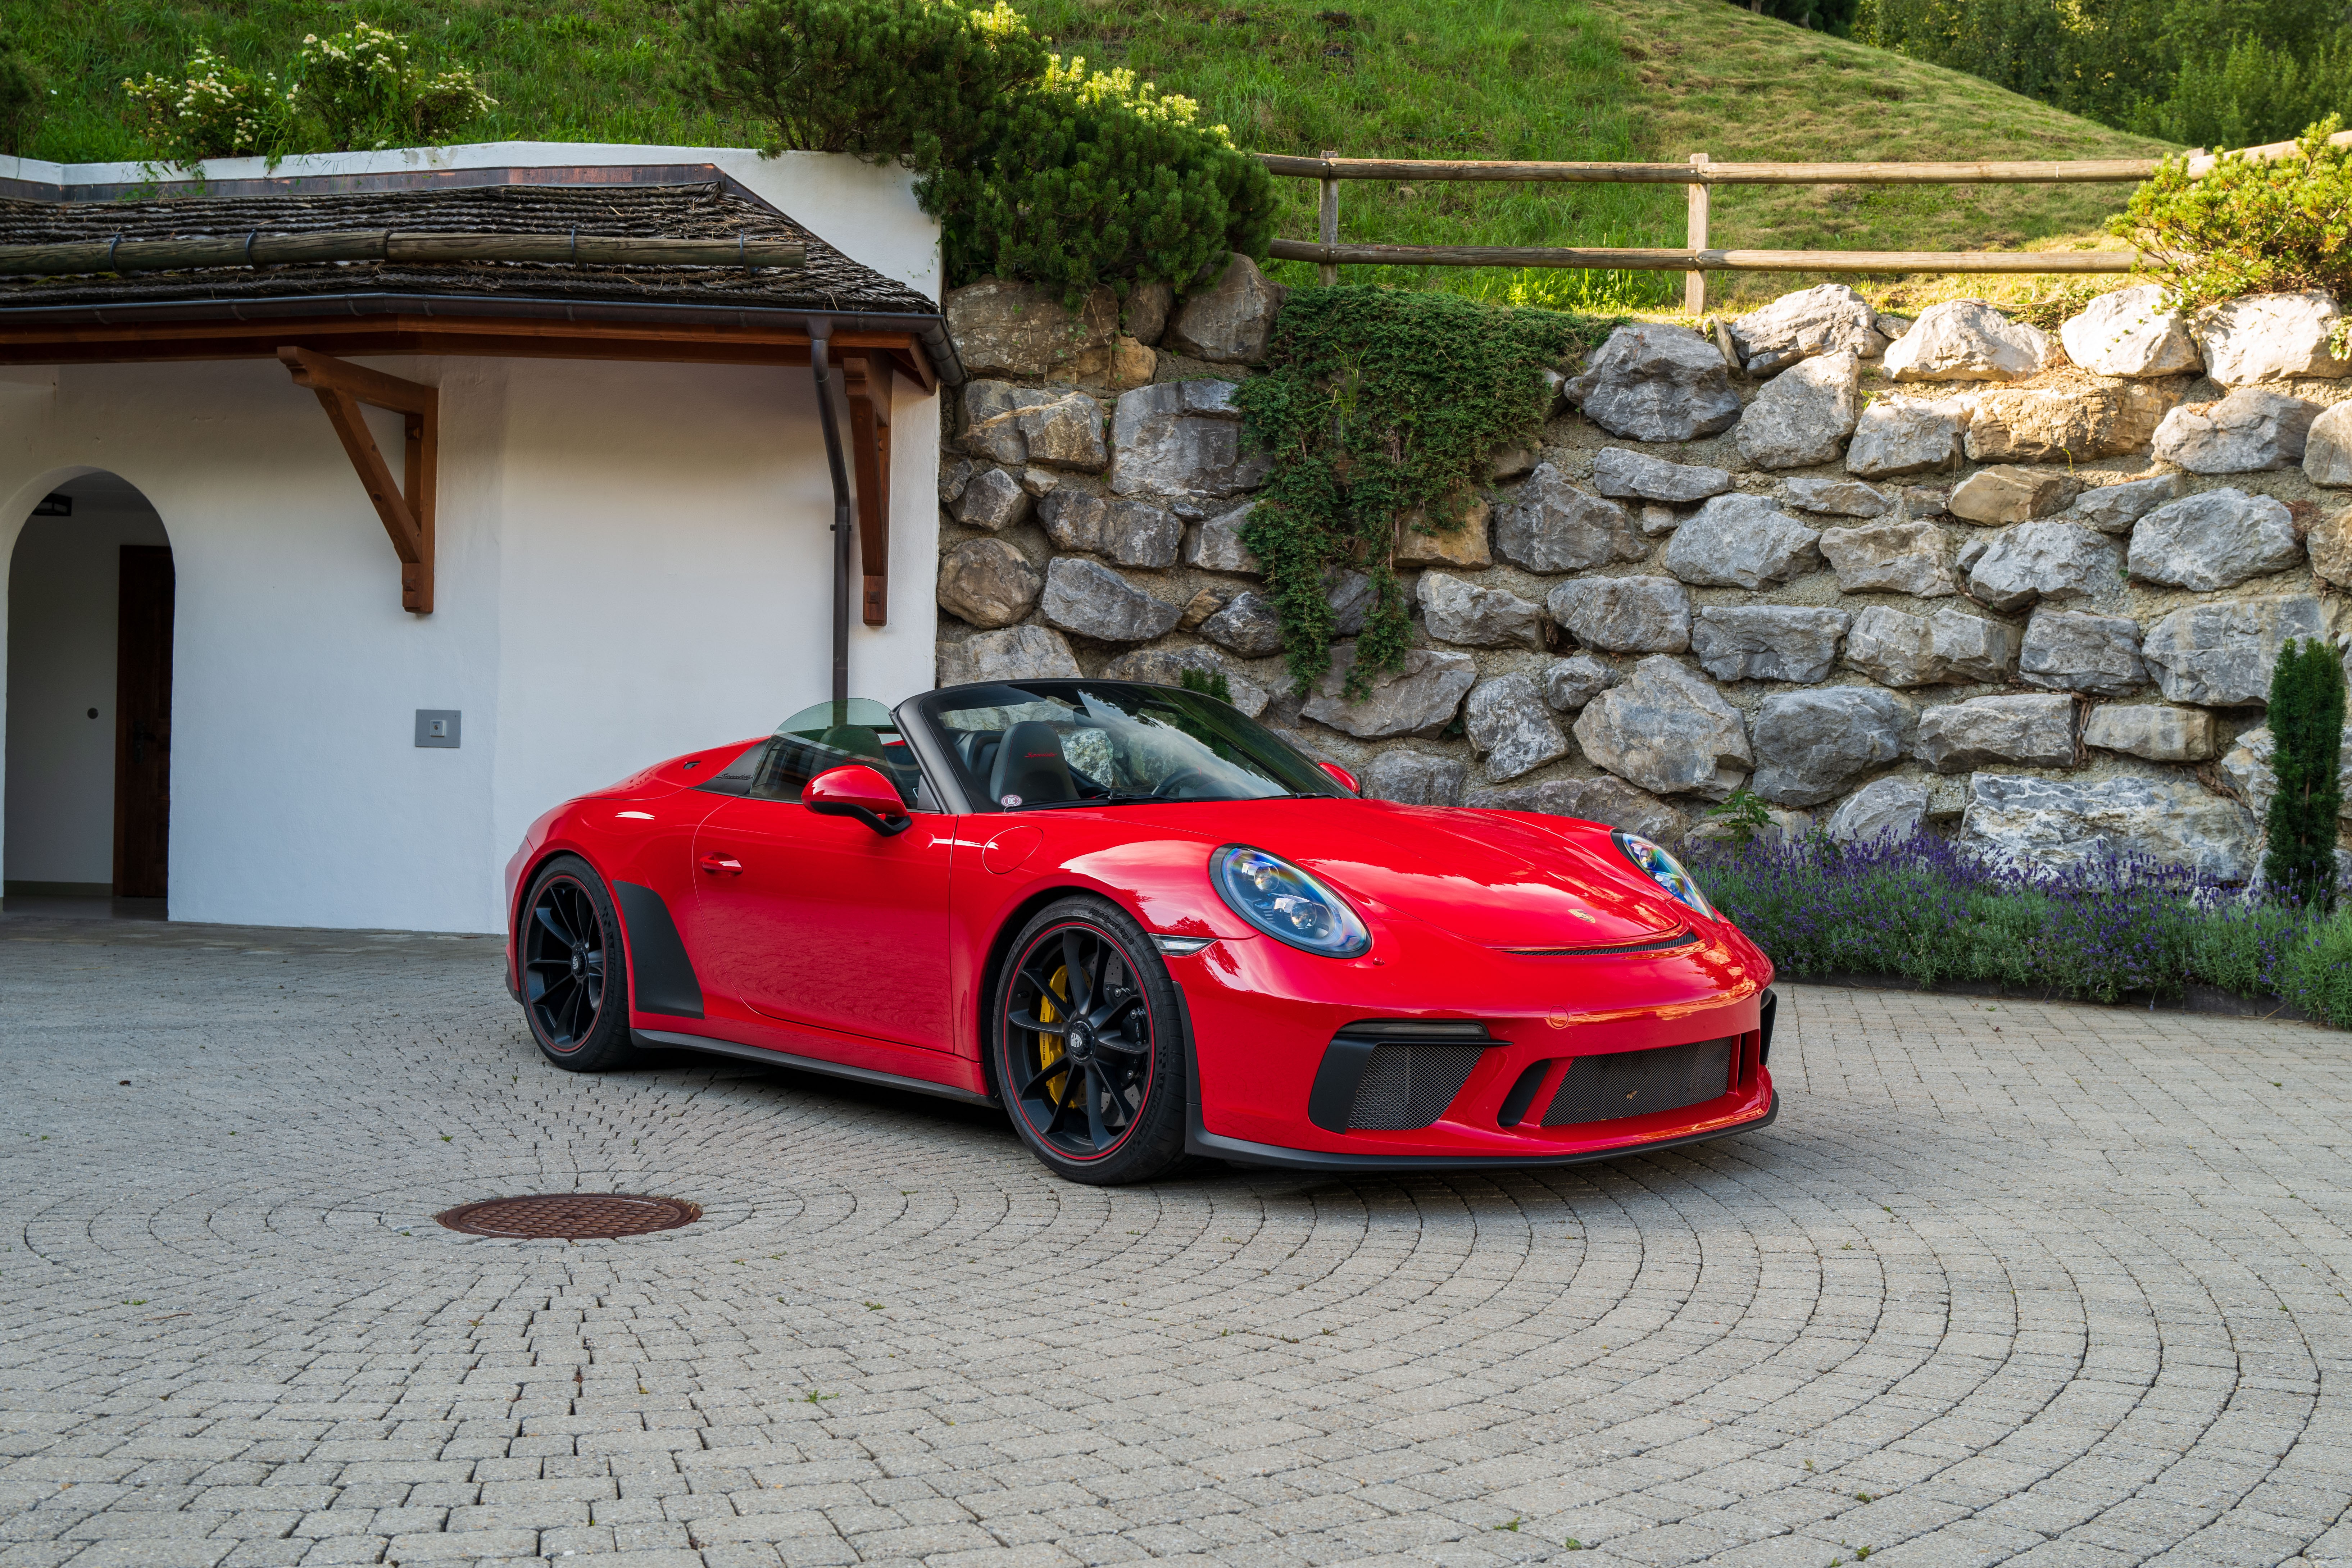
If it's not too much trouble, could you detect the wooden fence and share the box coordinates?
[1258,128,2352,314]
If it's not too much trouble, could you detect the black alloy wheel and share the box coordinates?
[995,896,1185,1184]
[520,856,634,1071]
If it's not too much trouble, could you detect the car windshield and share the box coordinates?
[746,697,931,808]
[910,681,1344,811]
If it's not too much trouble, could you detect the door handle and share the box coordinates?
[700,853,743,876]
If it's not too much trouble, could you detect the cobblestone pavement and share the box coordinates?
[2,915,2349,1568]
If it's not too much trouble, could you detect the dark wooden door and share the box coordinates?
[113,546,174,900]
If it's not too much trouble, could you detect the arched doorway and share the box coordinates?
[5,473,173,915]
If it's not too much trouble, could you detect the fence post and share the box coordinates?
[1685,152,1710,317]
[1318,149,1340,287]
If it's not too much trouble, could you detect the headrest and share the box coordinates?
[817,725,885,760]
[990,721,1074,806]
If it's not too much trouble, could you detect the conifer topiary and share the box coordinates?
[2262,637,2344,910]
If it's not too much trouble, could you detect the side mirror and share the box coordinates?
[1318,760,1362,796]
[804,764,913,836]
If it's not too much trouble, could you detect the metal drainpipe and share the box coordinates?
[809,324,854,715]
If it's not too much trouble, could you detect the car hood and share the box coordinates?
[1098,797,1693,949]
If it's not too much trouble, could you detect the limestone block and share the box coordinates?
[2017,609,2147,699]
[1749,687,1915,807]
[1819,521,1956,597]
[938,625,1082,686]
[1302,645,1478,739]
[1360,750,1467,806]
[1418,572,1542,649]
[1396,499,1494,567]
[2058,284,2202,378]
[2151,388,2320,473]
[2126,488,2301,591]
[1039,557,1182,643]
[1197,590,1283,657]
[1785,476,1891,518]
[1572,655,1752,799]
[1490,445,1538,481]
[1102,647,1271,717]
[1844,604,2019,687]
[2217,726,2352,822]
[2141,596,2327,706]
[2309,505,2352,587]
[2081,704,2217,763]
[1824,776,1930,843]
[952,466,1031,531]
[1963,382,2173,463]
[1960,772,2257,883]
[1663,494,1822,589]
[1166,254,1285,364]
[2193,290,2351,385]
[2065,474,2180,534]
[1883,299,2056,382]
[1493,464,1647,572]
[2307,403,2352,487]
[936,538,1042,629]
[1591,447,1733,504]
[1966,521,2122,612]
[1466,674,1571,783]
[1542,654,1619,712]
[1463,776,1687,845]
[1545,575,1692,654]
[1948,465,2080,525]
[939,455,974,505]
[945,278,1116,378]
[1123,279,1174,346]
[1035,490,1182,568]
[1691,605,1851,684]
[1108,379,1267,497]
[1729,283,1887,374]
[1325,569,1377,636]
[1562,324,1744,442]
[1916,694,2077,772]
[1847,395,1972,478]
[1185,501,1261,574]
[1735,349,1862,470]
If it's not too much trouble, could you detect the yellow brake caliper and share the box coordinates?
[1037,965,1071,1101]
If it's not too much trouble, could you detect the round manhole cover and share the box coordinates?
[434,1194,701,1240]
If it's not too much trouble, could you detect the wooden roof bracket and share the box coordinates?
[277,346,438,614]
[842,353,893,627]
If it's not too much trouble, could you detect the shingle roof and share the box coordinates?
[0,180,936,316]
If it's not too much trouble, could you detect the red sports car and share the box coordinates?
[504,679,1778,1184]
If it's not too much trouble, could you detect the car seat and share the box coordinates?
[989,721,1075,806]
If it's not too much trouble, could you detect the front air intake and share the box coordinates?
[1306,1021,1495,1133]
[1541,1037,1735,1127]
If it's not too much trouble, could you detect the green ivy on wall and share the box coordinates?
[1233,286,1613,700]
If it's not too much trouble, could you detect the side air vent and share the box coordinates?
[1306,1021,1495,1133]
[1541,1037,1735,1127]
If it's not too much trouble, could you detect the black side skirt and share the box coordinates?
[612,881,705,1019]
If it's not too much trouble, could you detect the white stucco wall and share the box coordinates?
[3,483,170,887]
[0,145,944,933]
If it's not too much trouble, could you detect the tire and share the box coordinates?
[518,855,635,1072]
[992,895,1187,1185]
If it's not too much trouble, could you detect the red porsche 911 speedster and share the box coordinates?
[504,679,1778,1183]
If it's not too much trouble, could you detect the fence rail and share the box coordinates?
[1259,126,2350,311]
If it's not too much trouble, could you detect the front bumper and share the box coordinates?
[1188,1091,1779,1171]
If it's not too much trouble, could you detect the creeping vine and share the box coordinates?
[1233,287,1613,700]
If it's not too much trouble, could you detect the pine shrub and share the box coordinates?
[0,33,41,157]
[2261,637,2345,910]
[2108,118,2352,313]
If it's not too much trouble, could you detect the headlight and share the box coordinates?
[1211,845,1371,958]
[1613,831,1715,919]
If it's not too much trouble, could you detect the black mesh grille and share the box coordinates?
[1541,1037,1735,1127]
[1346,1044,1486,1131]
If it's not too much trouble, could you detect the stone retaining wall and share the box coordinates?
[934,264,2352,880]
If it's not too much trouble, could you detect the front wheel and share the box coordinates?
[519,855,635,1072]
[993,895,1186,1185]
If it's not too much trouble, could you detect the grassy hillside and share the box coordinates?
[6,0,2175,311]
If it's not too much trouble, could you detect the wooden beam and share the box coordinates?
[1267,238,2142,274]
[844,353,893,628]
[278,347,438,614]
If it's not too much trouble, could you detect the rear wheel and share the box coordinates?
[993,896,1186,1185]
[519,856,634,1072]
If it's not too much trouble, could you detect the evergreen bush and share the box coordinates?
[1232,287,1608,699]
[685,0,1044,160]
[0,33,42,157]
[2261,637,2344,911]
[2108,119,2352,312]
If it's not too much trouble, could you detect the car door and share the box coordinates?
[685,730,957,1052]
